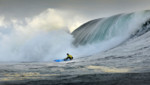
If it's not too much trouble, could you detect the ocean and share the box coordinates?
[0,10,150,85]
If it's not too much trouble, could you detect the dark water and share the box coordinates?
[1,72,150,85]
[0,52,150,85]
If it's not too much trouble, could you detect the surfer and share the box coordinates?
[64,53,73,61]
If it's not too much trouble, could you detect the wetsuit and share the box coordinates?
[64,54,73,61]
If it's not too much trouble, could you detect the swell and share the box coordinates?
[72,10,150,47]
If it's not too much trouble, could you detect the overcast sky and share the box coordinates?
[0,0,150,20]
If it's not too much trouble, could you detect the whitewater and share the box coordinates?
[1,10,150,85]
[0,10,150,62]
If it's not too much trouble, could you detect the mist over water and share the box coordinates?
[0,9,150,62]
[0,9,86,62]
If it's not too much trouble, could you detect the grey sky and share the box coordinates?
[0,0,150,19]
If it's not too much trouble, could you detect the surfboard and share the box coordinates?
[54,59,70,62]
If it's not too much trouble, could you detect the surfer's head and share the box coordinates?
[67,53,69,55]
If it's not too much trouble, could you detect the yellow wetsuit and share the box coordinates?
[64,54,73,60]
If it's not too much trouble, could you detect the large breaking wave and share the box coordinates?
[72,10,150,45]
[0,9,150,62]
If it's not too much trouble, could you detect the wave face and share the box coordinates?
[1,10,150,62]
[72,10,150,46]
